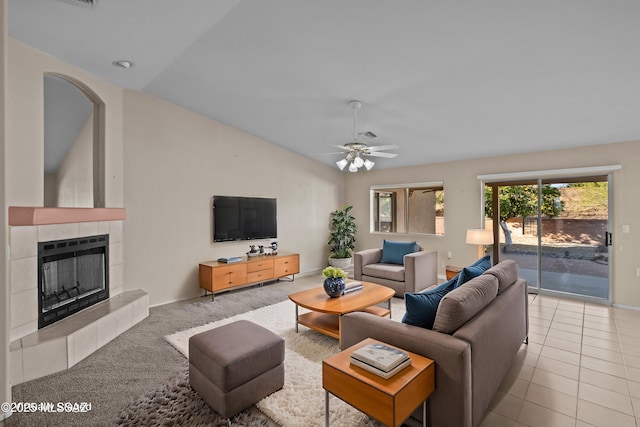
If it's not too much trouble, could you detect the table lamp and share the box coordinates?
[466,229,494,259]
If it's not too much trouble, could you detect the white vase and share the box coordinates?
[328,257,351,270]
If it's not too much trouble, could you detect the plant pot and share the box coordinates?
[328,257,351,270]
[323,277,346,298]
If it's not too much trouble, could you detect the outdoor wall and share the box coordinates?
[345,140,640,308]
[122,90,344,306]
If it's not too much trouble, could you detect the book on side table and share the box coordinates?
[350,343,411,379]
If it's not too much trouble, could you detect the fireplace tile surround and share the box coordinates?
[8,208,149,385]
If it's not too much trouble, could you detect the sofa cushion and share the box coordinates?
[432,275,499,334]
[380,240,417,265]
[362,263,405,282]
[483,259,518,294]
[401,278,457,329]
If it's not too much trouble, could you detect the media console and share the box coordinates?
[199,252,300,300]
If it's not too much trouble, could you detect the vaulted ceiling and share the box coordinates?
[9,0,640,170]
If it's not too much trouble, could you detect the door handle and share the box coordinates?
[605,232,612,246]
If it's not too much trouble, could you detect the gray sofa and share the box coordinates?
[354,247,437,297]
[342,260,528,427]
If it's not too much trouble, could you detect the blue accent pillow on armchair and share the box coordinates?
[380,240,417,265]
[402,278,457,329]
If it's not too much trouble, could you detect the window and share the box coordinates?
[371,182,444,235]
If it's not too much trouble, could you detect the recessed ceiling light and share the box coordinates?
[112,60,134,69]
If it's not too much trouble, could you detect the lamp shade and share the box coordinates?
[466,229,493,245]
[364,159,375,170]
[336,158,348,170]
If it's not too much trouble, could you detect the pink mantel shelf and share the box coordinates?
[9,207,126,226]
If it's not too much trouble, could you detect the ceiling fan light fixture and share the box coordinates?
[332,100,397,172]
[364,159,375,170]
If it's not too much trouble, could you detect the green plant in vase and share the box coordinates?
[322,266,347,298]
[327,205,357,269]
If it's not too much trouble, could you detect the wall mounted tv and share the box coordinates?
[212,196,277,242]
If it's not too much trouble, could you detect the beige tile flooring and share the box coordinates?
[481,294,640,427]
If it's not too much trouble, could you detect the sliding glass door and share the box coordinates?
[486,175,610,301]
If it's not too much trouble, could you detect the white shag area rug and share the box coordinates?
[165,298,406,426]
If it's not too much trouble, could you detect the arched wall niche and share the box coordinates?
[43,72,105,208]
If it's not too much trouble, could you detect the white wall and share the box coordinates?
[56,113,94,207]
[345,140,640,307]
[122,90,344,306]
[6,38,124,208]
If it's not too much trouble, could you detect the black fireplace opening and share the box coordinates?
[38,234,109,329]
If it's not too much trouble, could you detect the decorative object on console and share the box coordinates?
[217,257,243,263]
[327,205,356,269]
[332,100,399,172]
[247,245,261,257]
[322,266,347,297]
[466,228,494,259]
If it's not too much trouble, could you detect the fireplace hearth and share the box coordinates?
[38,234,109,328]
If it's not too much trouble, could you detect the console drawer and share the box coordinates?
[274,254,300,277]
[247,258,274,273]
[247,269,275,283]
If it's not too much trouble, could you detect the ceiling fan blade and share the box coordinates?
[332,144,351,150]
[367,144,399,152]
[365,151,398,158]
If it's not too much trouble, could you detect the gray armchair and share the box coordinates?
[354,246,437,297]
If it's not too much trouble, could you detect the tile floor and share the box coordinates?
[481,294,640,427]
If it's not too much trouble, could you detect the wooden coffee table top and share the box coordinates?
[288,282,395,315]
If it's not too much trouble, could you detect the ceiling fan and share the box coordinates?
[333,100,399,172]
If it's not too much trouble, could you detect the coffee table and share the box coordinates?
[322,338,435,427]
[288,282,394,348]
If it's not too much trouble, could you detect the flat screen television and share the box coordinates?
[213,196,277,242]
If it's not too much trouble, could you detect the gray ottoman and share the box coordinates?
[188,320,285,418]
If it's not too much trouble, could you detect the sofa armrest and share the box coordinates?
[354,248,382,280]
[342,312,472,427]
[404,250,438,293]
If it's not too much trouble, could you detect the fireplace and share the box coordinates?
[38,234,110,328]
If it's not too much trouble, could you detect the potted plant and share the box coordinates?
[322,266,347,297]
[327,205,357,269]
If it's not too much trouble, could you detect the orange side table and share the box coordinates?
[322,338,435,427]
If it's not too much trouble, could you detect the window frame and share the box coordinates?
[370,181,444,236]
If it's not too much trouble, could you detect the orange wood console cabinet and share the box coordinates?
[199,252,299,300]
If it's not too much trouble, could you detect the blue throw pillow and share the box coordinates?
[454,256,492,288]
[402,278,457,329]
[379,240,417,265]
[469,255,491,268]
